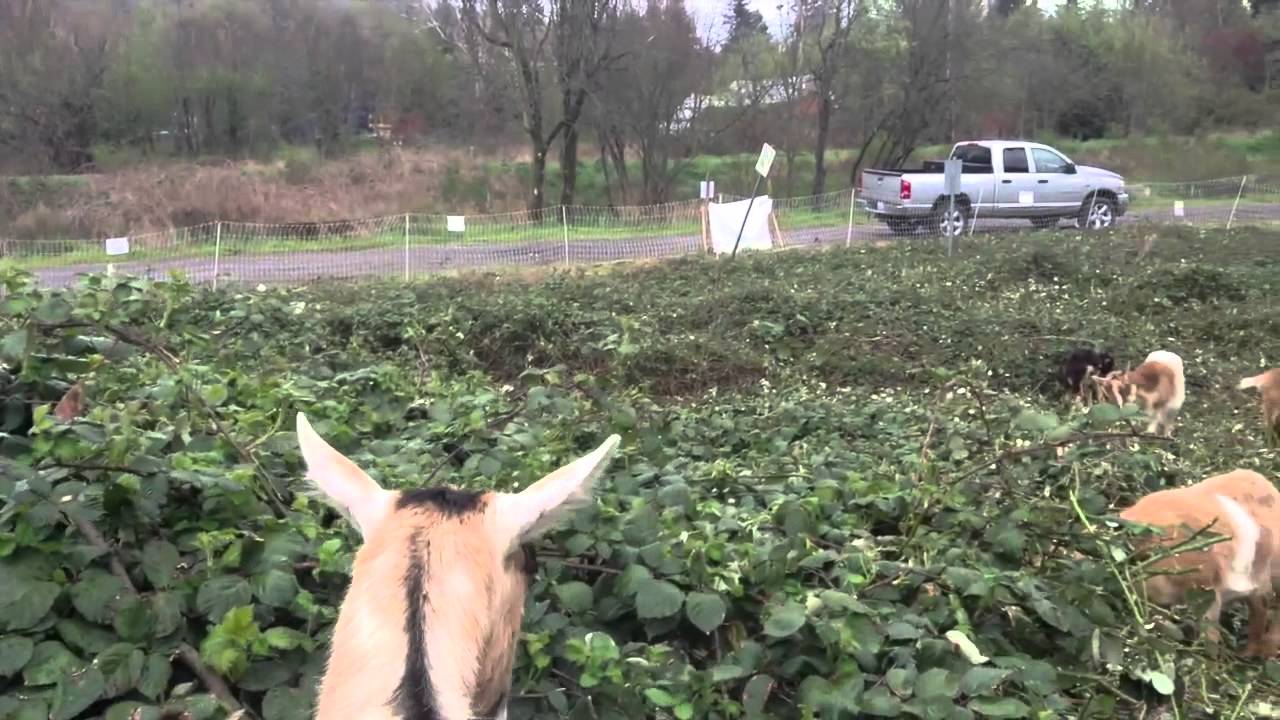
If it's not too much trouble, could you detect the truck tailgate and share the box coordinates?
[861,170,903,204]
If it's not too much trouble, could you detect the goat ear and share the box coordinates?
[53,382,85,422]
[492,435,621,550]
[296,413,394,538]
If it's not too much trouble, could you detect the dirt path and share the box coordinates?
[25,202,1280,289]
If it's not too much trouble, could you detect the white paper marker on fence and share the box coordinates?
[446,215,466,232]
[708,196,773,255]
[755,143,776,177]
[1174,201,1185,218]
[104,237,130,255]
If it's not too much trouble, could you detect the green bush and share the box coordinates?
[1,226,1279,719]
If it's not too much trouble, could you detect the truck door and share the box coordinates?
[996,147,1038,217]
[1029,147,1088,211]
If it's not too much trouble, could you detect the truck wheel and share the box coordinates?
[1078,196,1116,231]
[886,218,916,236]
[1030,217,1059,230]
[932,202,968,238]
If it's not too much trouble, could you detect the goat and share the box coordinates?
[1059,347,1115,407]
[1239,369,1280,446]
[1093,350,1185,436]
[1118,468,1280,656]
[295,413,621,720]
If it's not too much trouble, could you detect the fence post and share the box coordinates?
[844,187,856,248]
[969,188,983,236]
[1227,175,1247,231]
[562,206,570,266]
[403,213,410,281]
[212,221,222,290]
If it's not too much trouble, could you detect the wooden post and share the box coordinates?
[770,212,784,248]
[212,221,222,289]
[700,201,710,254]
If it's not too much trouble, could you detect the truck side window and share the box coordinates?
[1031,148,1070,173]
[1002,148,1029,173]
[951,144,992,173]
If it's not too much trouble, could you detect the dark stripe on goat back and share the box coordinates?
[396,487,485,516]
[390,530,439,720]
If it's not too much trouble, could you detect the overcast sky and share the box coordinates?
[684,0,1078,43]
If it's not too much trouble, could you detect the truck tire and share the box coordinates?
[1077,195,1117,231]
[1030,217,1059,230]
[932,200,969,238]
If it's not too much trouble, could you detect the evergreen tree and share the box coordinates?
[724,0,768,48]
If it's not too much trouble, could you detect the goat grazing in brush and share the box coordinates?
[295,413,621,720]
[1094,350,1186,436]
[1059,347,1115,407]
[1239,369,1280,446]
[1119,469,1280,656]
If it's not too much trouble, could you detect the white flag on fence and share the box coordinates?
[707,196,774,255]
[104,237,130,256]
[446,215,466,232]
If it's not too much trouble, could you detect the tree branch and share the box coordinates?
[61,510,248,717]
[954,430,1174,485]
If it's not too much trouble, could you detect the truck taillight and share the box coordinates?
[899,178,912,200]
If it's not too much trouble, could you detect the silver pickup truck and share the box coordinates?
[860,140,1129,237]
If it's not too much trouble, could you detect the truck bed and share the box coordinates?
[865,161,994,176]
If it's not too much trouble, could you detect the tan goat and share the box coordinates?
[1094,349,1186,436]
[295,413,621,720]
[1239,368,1280,446]
[1118,469,1280,656]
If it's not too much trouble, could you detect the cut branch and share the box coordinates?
[61,509,248,717]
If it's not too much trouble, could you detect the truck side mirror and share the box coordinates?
[1065,163,1077,174]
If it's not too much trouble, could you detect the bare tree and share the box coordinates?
[458,0,617,210]
[0,0,113,171]
[550,0,619,206]
[460,0,558,210]
[772,4,810,196]
[595,0,706,204]
[801,0,861,197]
[846,0,953,183]
[593,1,774,204]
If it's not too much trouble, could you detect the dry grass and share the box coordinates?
[2,145,529,240]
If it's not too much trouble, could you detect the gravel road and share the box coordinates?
[25,202,1280,289]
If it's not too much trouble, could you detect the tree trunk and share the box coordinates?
[180,97,196,154]
[530,143,549,212]
[598,137,614,206]
[558,88,589,207]
[227,91,240,152]
[559,121,580,207]
[607,133,628,201]
[202,96,217,152]
[812,88,833,197]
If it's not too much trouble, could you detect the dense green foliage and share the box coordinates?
[2,226,1280,719]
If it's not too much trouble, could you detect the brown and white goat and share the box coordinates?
[295,413,621,720]
[1239,368,1280,446]
[1094,350,1186,436]
[1118,469,1280,656]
